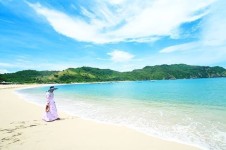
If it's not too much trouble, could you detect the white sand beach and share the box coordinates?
[0,84,200,150]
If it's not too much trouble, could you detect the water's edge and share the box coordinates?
[15,83,205,150]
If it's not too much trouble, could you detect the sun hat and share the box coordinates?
[48,86,58,91]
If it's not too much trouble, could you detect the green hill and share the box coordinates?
[0,70,59,84]
[40,67,121,83]
[126,64,226,80]
[1,64,226,84]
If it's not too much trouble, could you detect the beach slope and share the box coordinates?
[0,85,200,150]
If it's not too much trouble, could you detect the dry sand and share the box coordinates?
[0,84,200,150]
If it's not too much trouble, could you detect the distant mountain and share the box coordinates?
[1,64,226,84]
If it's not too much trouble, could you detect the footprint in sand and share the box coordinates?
[0,120,45,147]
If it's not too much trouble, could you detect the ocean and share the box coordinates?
[17,78,226,150]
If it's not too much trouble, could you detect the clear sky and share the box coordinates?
[0,0,226,73]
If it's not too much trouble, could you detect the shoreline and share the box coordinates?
[0,84,201,150]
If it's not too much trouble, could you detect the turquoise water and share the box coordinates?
[18,78,226,150]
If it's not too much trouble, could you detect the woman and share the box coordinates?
[43,86,60,122]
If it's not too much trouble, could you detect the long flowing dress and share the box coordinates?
[42,91,59,122]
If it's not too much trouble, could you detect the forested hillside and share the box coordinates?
[1,64,226,83]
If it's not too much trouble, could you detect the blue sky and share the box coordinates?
[0,0,226,73]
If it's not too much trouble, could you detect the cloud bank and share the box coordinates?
[27,0,215,44]
[108,50,134,62]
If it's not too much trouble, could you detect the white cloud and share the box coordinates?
[159,42,200,53]
[158,41,226,67]
[108,50,134,62]
[201,0,226,46]
[0,62,15,67]
[27,3,103,43]
[108,0,127,5]
[0,63,14,73]
[27,0,215,44]
[0,69,9,74]
[111,0,212,39]
[158,0,226,66]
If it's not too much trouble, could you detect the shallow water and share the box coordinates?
[18,78,226,150]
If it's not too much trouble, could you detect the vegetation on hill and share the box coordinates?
[0,64,226,84]
[0,70,58,83]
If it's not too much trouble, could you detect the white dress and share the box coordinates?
[42,92,59,122]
